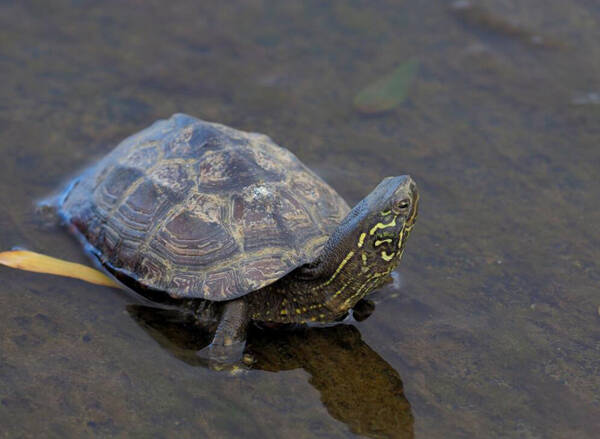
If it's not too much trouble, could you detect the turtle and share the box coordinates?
[58,113,419,363]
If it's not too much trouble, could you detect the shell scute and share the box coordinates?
[277,189,321,238]
[123,142,162,169]
[155,211,239,267]
[95,165,145,210]
[114,240,139,267]
[194,148,282,192]
[116,179,164,228]
[169,272,205,298]
[137,252,166,285]
[241,255,291,290]
[147,162,193,197]
[202,269,243,300]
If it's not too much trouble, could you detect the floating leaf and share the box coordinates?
[0,249,120,288]
[353,60,419,114]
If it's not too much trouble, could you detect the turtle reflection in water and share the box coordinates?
[128,303,414,439]
[40,113,418,364]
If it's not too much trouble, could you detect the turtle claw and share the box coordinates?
[208,340,246,367]
[208,360,251,375]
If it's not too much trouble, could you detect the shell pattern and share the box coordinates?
[60,114,350,301]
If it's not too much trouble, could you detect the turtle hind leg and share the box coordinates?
[32,178,80,229]
[32,194,62,229]
[206,298,251,370]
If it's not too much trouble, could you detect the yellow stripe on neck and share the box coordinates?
[318,250,355,288]
[369,217,397,235]
[381,251,395,261]
[357,232,367,248]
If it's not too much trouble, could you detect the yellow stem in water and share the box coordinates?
[0,250,120,288]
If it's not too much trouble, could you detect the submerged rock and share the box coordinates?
[450,0,564,49]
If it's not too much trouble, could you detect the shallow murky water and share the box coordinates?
[1,1,599,438]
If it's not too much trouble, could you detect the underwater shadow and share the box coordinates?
[127,304,414,439]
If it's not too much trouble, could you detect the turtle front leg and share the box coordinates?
[352,298,376,322]
[207,298,249,369]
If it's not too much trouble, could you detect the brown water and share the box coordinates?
[1,1,599,437]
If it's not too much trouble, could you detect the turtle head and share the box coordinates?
[313,175,418,279]
[356,176,418,268]
[289,175,418,319]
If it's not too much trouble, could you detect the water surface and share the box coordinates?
[1,1,599,438]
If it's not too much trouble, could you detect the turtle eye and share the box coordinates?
[393,199,410,214]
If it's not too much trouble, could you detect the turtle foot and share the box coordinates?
[33,196,61,229]
[196,341,254,374]
[352,298,376,321]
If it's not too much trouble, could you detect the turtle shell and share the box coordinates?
[60,114,350,301]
